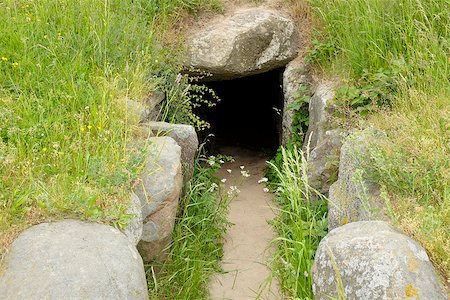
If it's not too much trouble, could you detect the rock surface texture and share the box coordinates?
[0,220,148,300]
[307,129,345,195]
[312,221,447,300]
[281,59,311,145]
[303,81,336,151]
[302,81,344,195]
[327,128,386,230]
[134,136,183,262]
[185,8,299,80]
[147,121,198,182]
[123,192,144,246]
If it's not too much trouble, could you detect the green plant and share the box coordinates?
[159,71,221,131]
[307,0,450,280]
[0,0,223,258]
[287,85,311,145]
[334,68,397,115]
[147,154,231,299]
[268,145,328,299]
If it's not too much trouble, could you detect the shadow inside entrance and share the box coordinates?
[197,68,284,153]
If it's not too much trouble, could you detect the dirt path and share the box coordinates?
[209,147,280,300]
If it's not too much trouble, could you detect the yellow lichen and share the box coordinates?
[405,283,419,298]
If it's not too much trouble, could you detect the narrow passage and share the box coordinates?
[209,147,280,300]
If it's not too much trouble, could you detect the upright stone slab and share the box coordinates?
[134,136,183,262]
[0,220,148,300]
[147,121,198,182]
[312,221,447,300]
[303,81,336,151]
[185,8,299,80]
[327,128,386,230]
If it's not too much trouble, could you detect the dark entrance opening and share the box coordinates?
[197,68,284,153]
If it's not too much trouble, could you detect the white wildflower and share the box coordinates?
[219,159,224,164]
[221,178,227,183]
[226,169,232,173]
[258,177,268,184]
[263,187,269,193]
[240,165,245,169]
[240,170,250,178]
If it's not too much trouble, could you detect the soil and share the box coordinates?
[209,147,281,299]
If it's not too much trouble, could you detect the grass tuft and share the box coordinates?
[268,145,328,299]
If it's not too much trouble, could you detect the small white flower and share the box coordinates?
[208,182,218,192]
[241,170,250,178]
[227,185,240,196]
[263,187,269,193]
[219,160,225,164]
[304,271,309,277]
[240,165,245,169]
[258,177,268,184]
[227,169,232,173]
[208,160,215,166]
[221,178,227,183]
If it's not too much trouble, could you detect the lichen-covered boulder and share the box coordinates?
[147,121,198,182]
[327,128,386,230]
[312,221,447,300]
[185,8,299,80]
[0,220,148,300]
[134,136,183,262]
[281,59,311,145]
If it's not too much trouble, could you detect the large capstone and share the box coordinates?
[0,220,148,300]
[185,8,299,80]
[312,221,447,300]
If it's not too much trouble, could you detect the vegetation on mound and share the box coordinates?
[308,0,449,282]
[0,0,221,259]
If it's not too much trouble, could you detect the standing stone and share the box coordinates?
[147,121,198,182]
[327,128,387,230]
[307,129,346,195]
[303,81,336,151]
[312,221,447,300]
[185,8,299,80]
[134,136,183,262]
[0,220,148,300]
[281,59,311,145]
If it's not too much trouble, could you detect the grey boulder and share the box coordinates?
[134,136,183,262]
[147,121,198,182]
[0,220,148,300]
[185,8,299,80]
[307,129,345,195]
[327,128,386,230]
[312,221,447,300]
[303,81,336,151]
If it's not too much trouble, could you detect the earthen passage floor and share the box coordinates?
[209,147,281,300]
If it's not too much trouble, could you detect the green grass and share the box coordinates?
[0,0,221,257]
[268,146,328,299]
[307,0,450,280]
[147,155,230,299]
